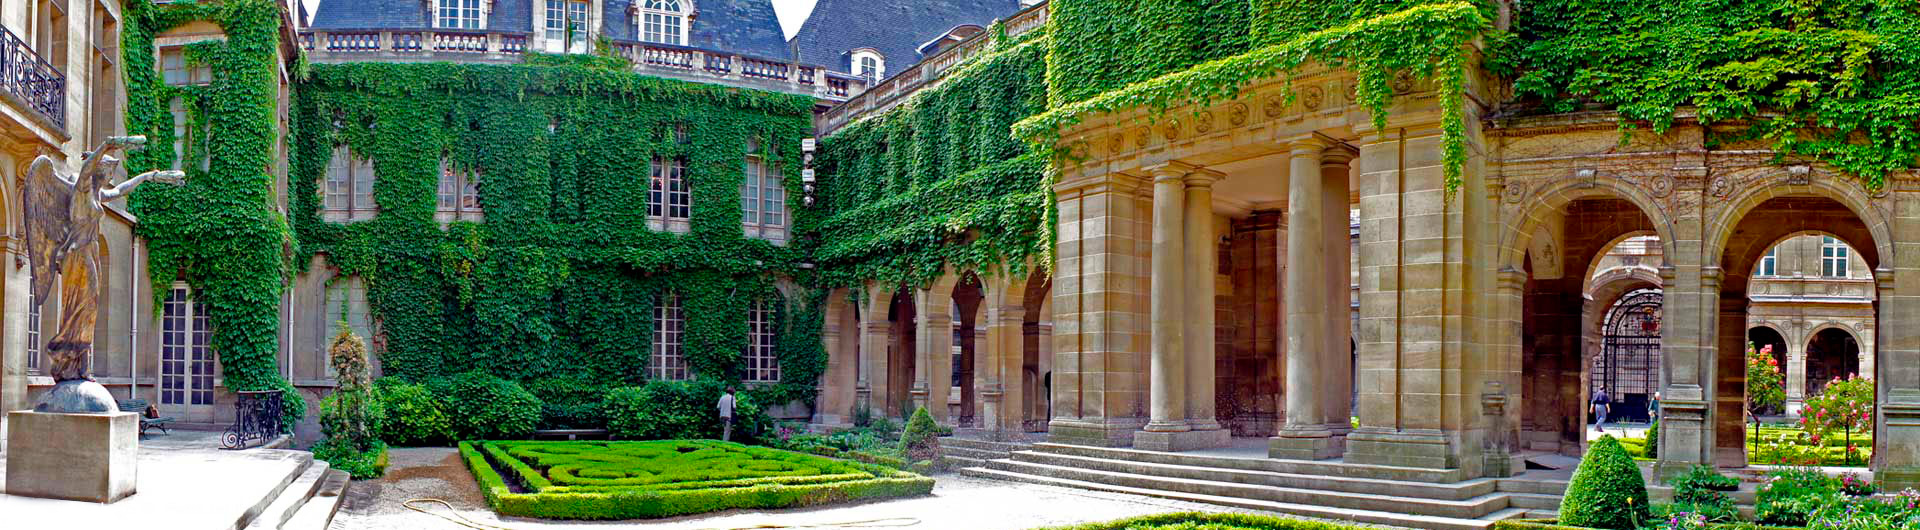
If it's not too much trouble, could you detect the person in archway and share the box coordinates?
[1648,391,1661,423]
[1591,384,1613,432]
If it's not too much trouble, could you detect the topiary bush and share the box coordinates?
[374,379,453,446]
[1557,435,1650,529]
[430,372,543,441]
[1645,419,1658,459]
[897,406,941,465]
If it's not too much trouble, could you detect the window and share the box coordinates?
[640,0,686,46]
[744,299,779,382]
[853,51,884,80]
[324,146,377,219]
[544,0,589,51]
[159,47,211,86]
[1759,247,1776,277]
[436,0,483,29]
[651,292,688,380]
[161,285,214,406]
[25,291,41,374]
[649,156,690,221]
[322,276,373,377]
[741,139,785,242]
[1822,236,1850,277]
[438,159,482,217]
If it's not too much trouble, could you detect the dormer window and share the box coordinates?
[436,0,483,29]
[640,0,687,46]
[851,49,884,80]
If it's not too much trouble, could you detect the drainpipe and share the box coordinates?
[129,237,139,402]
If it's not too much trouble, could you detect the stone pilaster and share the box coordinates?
[1047,172,1152,446]
[1320,147,1356,436]
[914,276,957,424]
[858,285,893,418]
[2,238,24,414]
[1272,137,1337,460]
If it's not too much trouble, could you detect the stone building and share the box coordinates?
[1746,234,1875,415]
[0,0,306,427]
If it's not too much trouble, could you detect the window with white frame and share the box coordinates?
[158,47,210,86]
[741,138,785,241]
[324,146,377,219]
[25,290,41,374]
[1759,247,1777,277]
[744,298,779,382]
[436,0,483,29]
[161,285,214,406]
[1822,236,1850,277]
[651,292,688,380]
[438,159,482,217]
[649,156,690,221]
[852,50,883,80]
[640,0,686,46]
[544,0,589,51]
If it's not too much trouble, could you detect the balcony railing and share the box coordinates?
[0,25,65,130]
[297,28,865,101]
[818,1,1048,134]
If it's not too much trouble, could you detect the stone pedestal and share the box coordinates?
[1134,427,1230,452]
[1269,431,1341,460]
[4,410,138,503]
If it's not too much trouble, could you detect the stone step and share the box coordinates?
[940,437,1033,453]
[1030,443,1473,483]
[1523,510,1559,520]
[1495,478,1569,495]
[942,455,988,469]
[962,467,1508,530]
[1506,493,1563,510]
[230,451,317,530]
[945,446,1010,460]
[1481,508,1533,522]
[984,458,1510,519]
[1008,450,1497,501]
[245,459,331,530]
[283,469,351,530]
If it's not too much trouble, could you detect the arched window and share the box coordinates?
[640,0,687,46]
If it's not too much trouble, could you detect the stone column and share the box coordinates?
[814,292,857,427]
[858,285,892,419]
[1272,137,1337,460]
[915,276,957,424]
[1144,166,1189,434]
[2,238,25,414]
[1184,168,1224,433]
[1785,333,1807,415]
[1321,148,1355,436]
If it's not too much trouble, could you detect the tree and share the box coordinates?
[1746,342,1785,446]
[1802,374,1875,465]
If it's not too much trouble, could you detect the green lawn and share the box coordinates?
[461,440,933,519]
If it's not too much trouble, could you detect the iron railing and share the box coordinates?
[222,390,284,449]
[0,25,65,130]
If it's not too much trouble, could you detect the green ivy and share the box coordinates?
[289,61,829,408]
[1044,0,1251,107]
[813,37,1055,288]
[1500,0,1920,190]
[123,0,304,428]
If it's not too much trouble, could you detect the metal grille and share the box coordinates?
[1595,289,1662,421]
[651,293,688,380]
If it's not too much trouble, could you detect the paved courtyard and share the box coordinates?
[330,447,1375,530]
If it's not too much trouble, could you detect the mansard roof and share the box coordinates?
[309,0,787,58]
[786,0,1019,74]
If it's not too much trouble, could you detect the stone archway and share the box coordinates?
[951,272,985,427]
[1806,326,1862,396]
[885,287,917,419]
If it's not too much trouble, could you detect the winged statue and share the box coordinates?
[24,135,183,413]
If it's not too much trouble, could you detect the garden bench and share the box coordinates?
[116,399,174,438]
[532,428,611,441]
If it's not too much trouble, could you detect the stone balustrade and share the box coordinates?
[817,1,1049,134]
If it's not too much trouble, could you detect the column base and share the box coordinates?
[1268,433,1340,460]
[1048,418,1146,447]
[1187,419,1224,432]
[1143,420,1192,433]
[1343,429,1455,469]
[1135,428,1230,452]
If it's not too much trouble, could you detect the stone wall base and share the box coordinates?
[4,410,138,503]
[1268,434,1342,460]
[1048,418,1145,447]
[1135,427,1230,452]
[1344,430,1456,469]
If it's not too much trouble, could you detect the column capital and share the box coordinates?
[1145,160,1220,183]
[1321,145,1358,167]
[1285,134,1333,155]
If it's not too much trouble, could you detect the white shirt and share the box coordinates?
[718,393,735,418]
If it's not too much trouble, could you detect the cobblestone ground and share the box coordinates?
[330,447,1364,530]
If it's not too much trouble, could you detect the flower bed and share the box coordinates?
[460,440,934,519]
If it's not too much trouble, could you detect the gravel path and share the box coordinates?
[329,447,1350,530]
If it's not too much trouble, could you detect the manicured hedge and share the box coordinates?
[460,440,933,519]
[1035,512,1373,529]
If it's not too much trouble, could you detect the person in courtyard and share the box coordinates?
[718,386,736,442]
[1591,384,1612,432]
[1648,391,1661,422]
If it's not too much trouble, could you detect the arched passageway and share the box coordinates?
[886,287,916,418]
[1596,288,1662,423]
[1806,327,1862,396]
[951,273,984,427]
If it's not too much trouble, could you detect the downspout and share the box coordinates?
[129,237,139,402]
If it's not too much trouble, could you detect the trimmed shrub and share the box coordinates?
[602,380,770,442]
[898,406,941,464]
[1645,419,1658,458]
[1556,435,1650,529]
[525,378,608,430]
[431,372,543,441]
[374,380,453,445]
[461,440,932,519]
[313,438,389,479]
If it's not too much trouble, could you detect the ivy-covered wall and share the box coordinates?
[288,62,829,420]
[124,0,304,423]
[812,28,1054,287]
[1044,0,1249,107]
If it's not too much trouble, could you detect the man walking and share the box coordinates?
[1591,384,1612,433]
[718,386,737,442]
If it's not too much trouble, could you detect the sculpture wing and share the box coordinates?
[22,156,70,310]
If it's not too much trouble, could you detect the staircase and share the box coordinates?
[940,437,1036,469]
[961,442,1575,530]
[240,452,352,530]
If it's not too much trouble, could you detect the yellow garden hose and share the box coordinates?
[402,498,921,529]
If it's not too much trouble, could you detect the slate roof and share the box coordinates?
[308,0,786,59]
[786,0,1020,75]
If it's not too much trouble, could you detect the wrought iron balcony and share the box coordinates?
[0,25,66,131]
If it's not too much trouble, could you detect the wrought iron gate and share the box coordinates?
[1595,289,1662,422]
